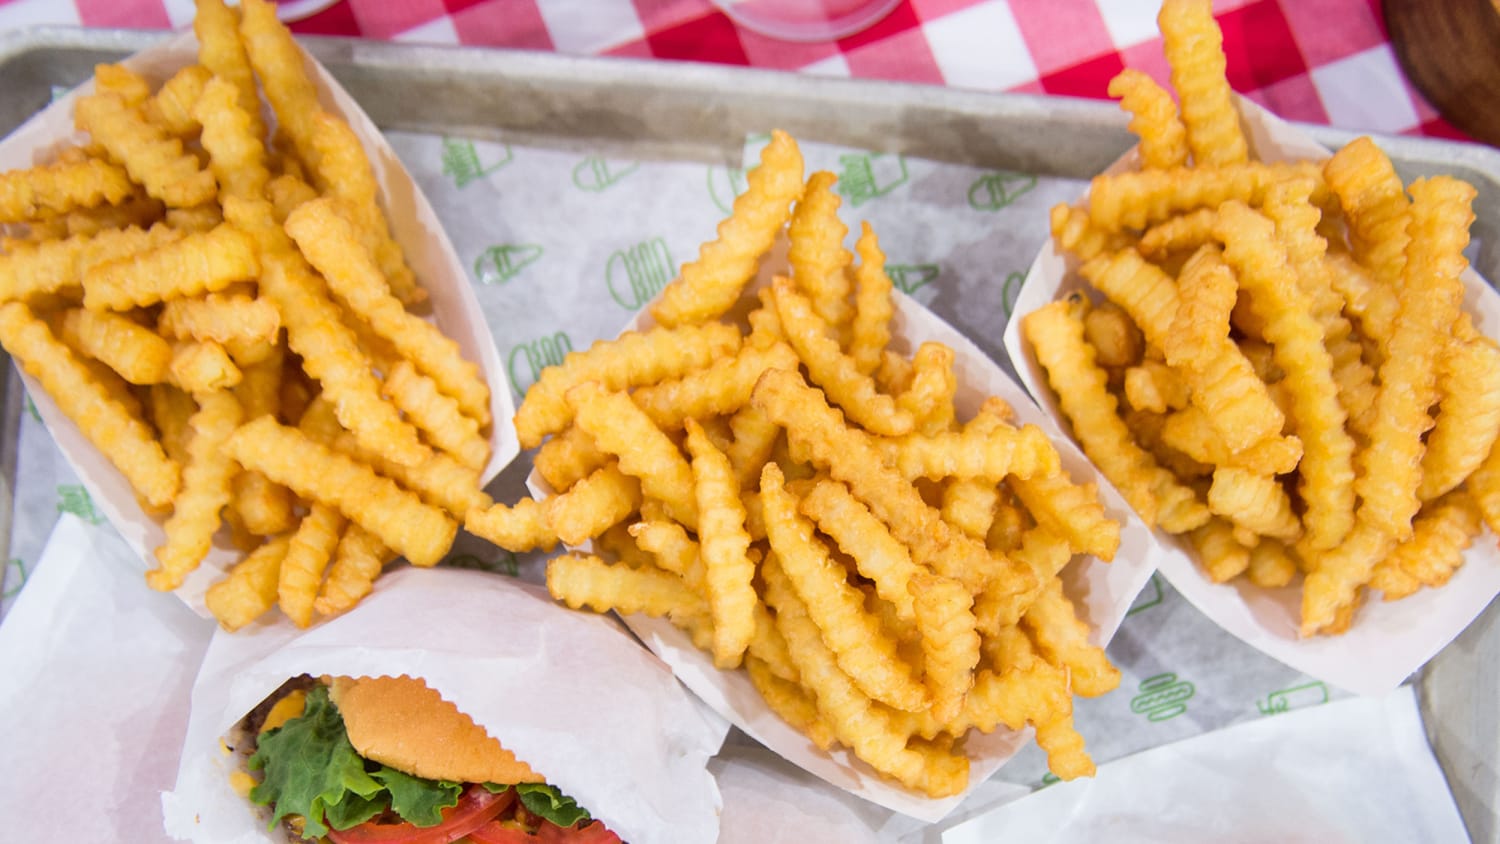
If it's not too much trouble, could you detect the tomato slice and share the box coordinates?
[469,819,621,844]
[328,785,516,844]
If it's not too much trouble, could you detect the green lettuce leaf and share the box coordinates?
[517,783,592,828]
[248,685,383,839]
[371,767,463,827]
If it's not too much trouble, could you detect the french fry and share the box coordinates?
[567,380,698,530]
[146,390,242,591]
[684,419,757,668]
[651,129,803,327]
[0,156,134,223]
[224,416,457,568]
[0,301,178,508]
[58,307,171,385]
[897,342,958,436]
[910,572,980,724]
[545,462,642,547]
[1159,0,1246,166]
[73,91,216,208]
[169,340,242,393]
[849,221,894,376]
[278,505,345,628]
[83,223,258,310]
[144,65,212,139]
[547,552,706,624]
[194,0,266,143]
[1086,160,1322,233]
[158,293,280,348]
[1021,577,1121,698]
[533,424,607,493]
[315,524,393,617]
[1107,68,1189,170]
[382,360,489,471]
[238,0,323,173]
[788,171,853,330]
[204,535,291,632]
[465,497,558,553]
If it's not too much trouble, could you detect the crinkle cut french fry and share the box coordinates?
[0,302,178,508]
[224,416,456,567]
[546,462,642,546]
[547,552,706,623]
[238,0,324,173]
[533,424,607,493]
[567,380,698,530]
[231,350,296,536]
[761,554,964,797]
[1050,203,1132,263]
[150,383,195,467]
[878,422,1060,483]
[259,254,427,468]
[1009,470,1119,562]
[773,276,914,437]
[465,497,558,553]
[1301,522,1394,635]
[897,342,957,436]
[285,199,488,426]
[788,171,854,329]
[310,112,425,307]
[726,404,781,490]
[325,427,489,519]
[1217,201,1355,550]
[515,325,742,450]
[1387,492,1482,591]
[59,307,171,385]
[194,76,270,204]
[631,341,799,430]
[1123,360,1188,414]
[1159,0,1246,167]
[73,91,217,208]
[1021,577,1121,698]
[685,419,757,668]
[1208,466,1301,541]
[268,173,318,224]
[170,340,242,393]
[910,572,980,724]
[315,524,393,617]
[278,504,345,628]
[0,223,186,305]
[83,223,258,311]
[746,656,837,751]
[1086,160,1322,233]
[973,526,1068,632]
[1356,177,1474,541]
[158,293,280,347]
[94,63,150,107]
[751,368,996,595]
[651,130,804,327]
[144,65,212,138]
[761,462,928,713]
[1107,68,1189,170]
[194,0,267,144]
[0,157,134,223]
[146,390,242,591]
[1420,320,1500,502]
[1159,404,1302,476]
[1324,136,1410,290]
[205,535,291,632]
[849,221,894,376]
[382,360,489,471]
[1246,538,1297,589]
[1139,208,1219,260]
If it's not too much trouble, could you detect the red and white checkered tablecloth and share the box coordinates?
[0,0,1473,142]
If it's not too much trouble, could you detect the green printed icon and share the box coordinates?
[57,484,103,525]
[1038,772,1061,789]
[967,171,1037,211]
[474,244,544,285]
[707,165,750,215]
[573,156,640,192]
[445,551,520,578]
[1131,673,1194,722]
[1256,681,1329,716]
[25,394,41,423]
[1000,270,1026,317]
[1126,574,1165,616]
[836,152,908,207]
[606,238,675,311]
[507,332,573,396]
[441,137,513,188]
[887,263,940,295]
[2,558,25,599]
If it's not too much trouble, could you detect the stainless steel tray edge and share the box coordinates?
[0,25,1494,841]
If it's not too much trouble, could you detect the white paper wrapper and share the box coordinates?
[0,30,516,618]
[940,685,1470,843]
[0,514,214,842]
[529,271,1159,821]
[160,565,727,844]
[1002,96,1500,696]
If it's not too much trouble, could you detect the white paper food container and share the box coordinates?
[1002,95,1500,697]
[160,566,727,844]
[527,272,1160,822]
[0,30,517,617]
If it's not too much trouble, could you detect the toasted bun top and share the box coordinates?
[329,675,543,785]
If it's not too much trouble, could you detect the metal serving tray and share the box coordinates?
[0,26,1495,841]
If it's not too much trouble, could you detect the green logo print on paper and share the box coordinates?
[707,165,751,216]
[1000,270,1026,317]
[446,551,520,578]
[887,263,940,295]
[967,171,1037,211]
[474,244,544,285]
[1038,772,1061,789]
[1126,574,1166,617]
[441,138,513,188]
[1132,673,1195,722]
[25,395,41,423]
[1256,681,1329,716]
[573,156,640,192]
[508,332,573,396]
[607,238,674,311]
[836,152,908,207]
[57,484,103,525]
[2,558,26,599]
